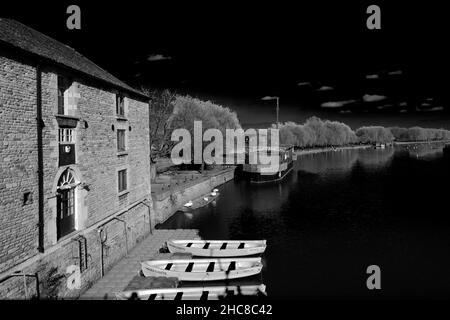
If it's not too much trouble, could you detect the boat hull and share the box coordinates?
[115,284,266,300]
[141,258,262,281]
[242,160,294,183]
[167,240,267,257]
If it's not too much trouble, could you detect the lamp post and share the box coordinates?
[261,96,279,129]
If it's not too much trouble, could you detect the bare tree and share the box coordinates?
[142,88,176,162]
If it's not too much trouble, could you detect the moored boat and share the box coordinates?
[115,284,267,300]
[241,145,295,183]
[141,257,262,281]
[167,240,267,257]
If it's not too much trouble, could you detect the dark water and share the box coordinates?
[159,144,450,299]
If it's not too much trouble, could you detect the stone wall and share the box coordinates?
[0,54,40,272]
[153,168,235,224]
[0,49,154,299]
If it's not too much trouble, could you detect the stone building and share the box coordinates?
[0,18,154,298]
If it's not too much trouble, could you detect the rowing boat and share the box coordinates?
[115,284,266,300]
[141,257,262,281]
[167,240,267,257]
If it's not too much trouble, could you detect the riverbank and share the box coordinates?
[293,140,450,157]
[294,144,372,156]
[151,166,236,225]
[393,140,450,145]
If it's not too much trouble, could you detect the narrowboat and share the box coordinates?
[241,145,296,183]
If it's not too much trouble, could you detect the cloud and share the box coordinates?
[320,100,356,108]
[399,102,407,107]
[399,109,408,113]
[422,106,444,112]
[339,110,352,114]
[317,86,334,91]
[147,54,172,61]
[388,70,402,76]
[377,104,394,110]
[297,81,311,87]
[421,103,432,107]
[366,74,379,79]
[363,94,386,103]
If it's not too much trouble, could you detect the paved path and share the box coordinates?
[81,229,200,300]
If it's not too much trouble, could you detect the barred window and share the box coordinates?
[118,169,127,193]
[59,129,74,143]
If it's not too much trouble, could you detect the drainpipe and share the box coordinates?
[98,227,108,277]
[36,62,45,253]
[113,217,129,256]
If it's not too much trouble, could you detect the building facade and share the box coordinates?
[0,19,154,298]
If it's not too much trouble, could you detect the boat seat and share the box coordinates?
[200,291,209,301]
[165,263,173,270]
[174,292,183,300]
[238,243,245,249]
[203,242,210,249]
[206,262,215,272]
[220,242,227,250]
[186,242,193,247]
[227,261,236,272]
[185,262,194,272]
[148,294,157,300]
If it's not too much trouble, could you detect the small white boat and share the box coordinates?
[115,284,266,300]
[141,257,262,281]
[184,201,193,207]
[167,240,267,257]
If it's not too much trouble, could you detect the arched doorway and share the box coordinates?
[56,169,78,239]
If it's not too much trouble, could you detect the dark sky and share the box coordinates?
[3,1,450,128]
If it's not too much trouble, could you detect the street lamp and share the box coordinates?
[261,96,279,129]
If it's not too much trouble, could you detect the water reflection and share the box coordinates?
[159,144,450,298]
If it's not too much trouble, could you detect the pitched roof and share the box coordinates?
[0,18,148,100]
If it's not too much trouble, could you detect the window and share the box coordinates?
[56,169,77,239]
[118,169,127,193]
[58,76,68,115]
[116,94,125,116]
[117,129,126,152]
[59,129,74,143]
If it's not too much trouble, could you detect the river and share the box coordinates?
[159,143,450,299]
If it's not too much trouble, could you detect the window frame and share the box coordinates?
[57,76,67,115]
[118,169,128,193]
[117,129,126,152]
[59,128,75,143]
[116,94,125,117]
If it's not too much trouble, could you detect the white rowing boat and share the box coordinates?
[115,284,266,300]
[167,240,267,257]
[141,257,262,281]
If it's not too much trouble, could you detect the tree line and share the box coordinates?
[277,117,450,147]
[145,89,450,159]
